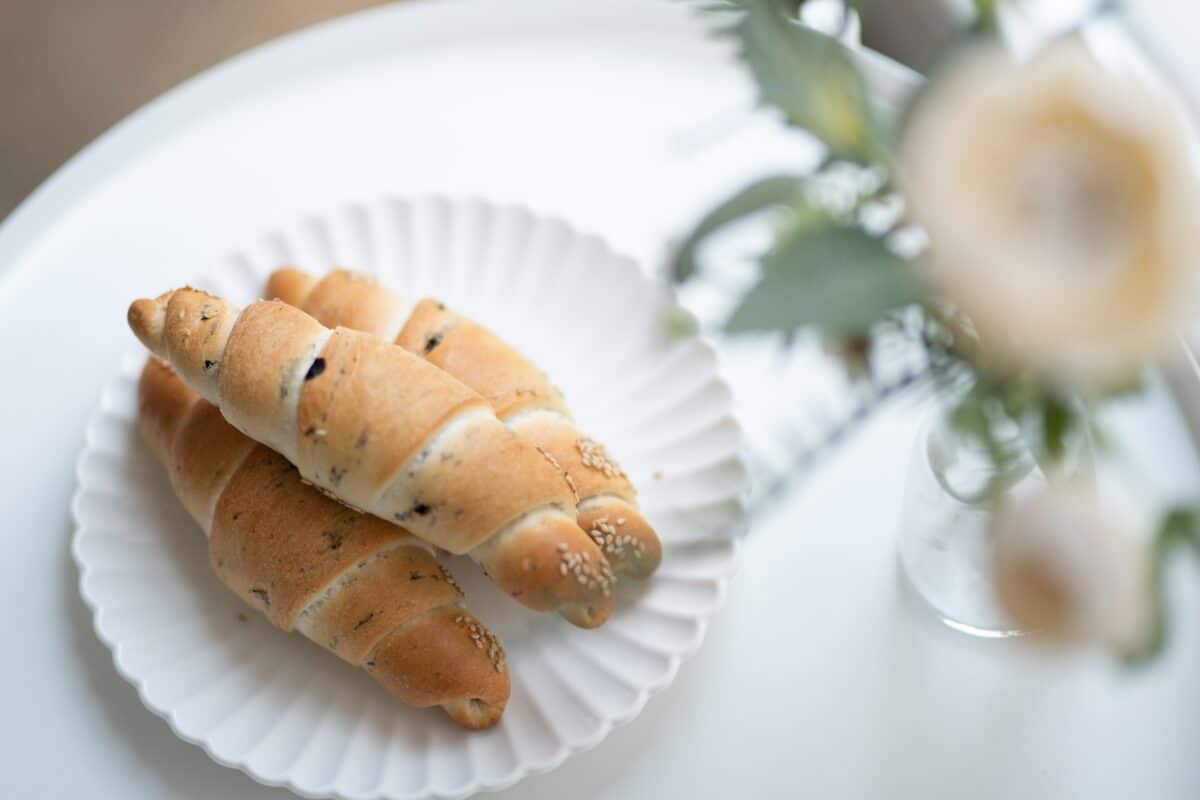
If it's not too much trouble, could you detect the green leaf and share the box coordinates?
[1124,505,1200,665]
[696,1,744,12]
[1040,394,1073,462]
[725,219,922,334]
[972,0,999,33]
[733,0,882,162]
[950,392,990,440]
[670,174,807,283]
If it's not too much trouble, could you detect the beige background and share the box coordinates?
[1,0,1192,224]
[0,0,392,221]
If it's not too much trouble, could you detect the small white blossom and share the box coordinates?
[992,480,1152,651]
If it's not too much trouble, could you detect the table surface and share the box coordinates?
[3,1,1200,798]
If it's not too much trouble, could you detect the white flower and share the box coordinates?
[902,41,1200,388]
[992,480,1151,651]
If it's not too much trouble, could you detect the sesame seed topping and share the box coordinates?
[577,437,624,479]
[557,542,616,595]
[451,614,505,670]
[586,515,646,563]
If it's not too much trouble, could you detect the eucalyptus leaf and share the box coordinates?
[670,174,807,283]
[725,219,922,334]
[1125,505,1200,665]
[972,0,999,33]
[733,0,883,162]
[1040,394,1073,462]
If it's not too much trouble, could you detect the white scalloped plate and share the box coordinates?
[71,197,746,800]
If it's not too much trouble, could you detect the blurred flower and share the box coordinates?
[902,41,1200,389]
[992,480,1152,651]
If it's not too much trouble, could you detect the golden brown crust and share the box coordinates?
[161,289,236,402]
[397,299,568,418]
[171,400,259,531]
[473,508,616,627]
[209,444,401,629]
[217,299,328,456]
[266,269,661,580]
[511,413,635,502]
[264,266,317,308]
[303,269,409,341]
[380,411,577,554]
[294,328,483,518]
[130,290,235,404]
[136,360,510,728]
[576,498,663,580]
[137,357,196,465]
[131,288,615,624]
[366,605,508,729]
[128,298,167,359]
[298,544,461,665]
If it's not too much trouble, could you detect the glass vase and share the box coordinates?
[897,396,1046,637]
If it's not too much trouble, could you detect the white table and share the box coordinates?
[3,1,1199,797]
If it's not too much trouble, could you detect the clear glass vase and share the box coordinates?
[897,398,1046,637]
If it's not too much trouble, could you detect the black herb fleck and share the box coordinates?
[423,332,443,353]
[353,611,376,630]
[250,587,270,608]
[305,358,326,381]
[412,503,431,516]
[329,466,345,486]
[322,530,344,551]
[203,359,217,371]
[409,570,423,581]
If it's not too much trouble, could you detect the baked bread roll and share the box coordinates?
[266,268,662,579]
[138,358,509,728]
[128,288,615,627]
